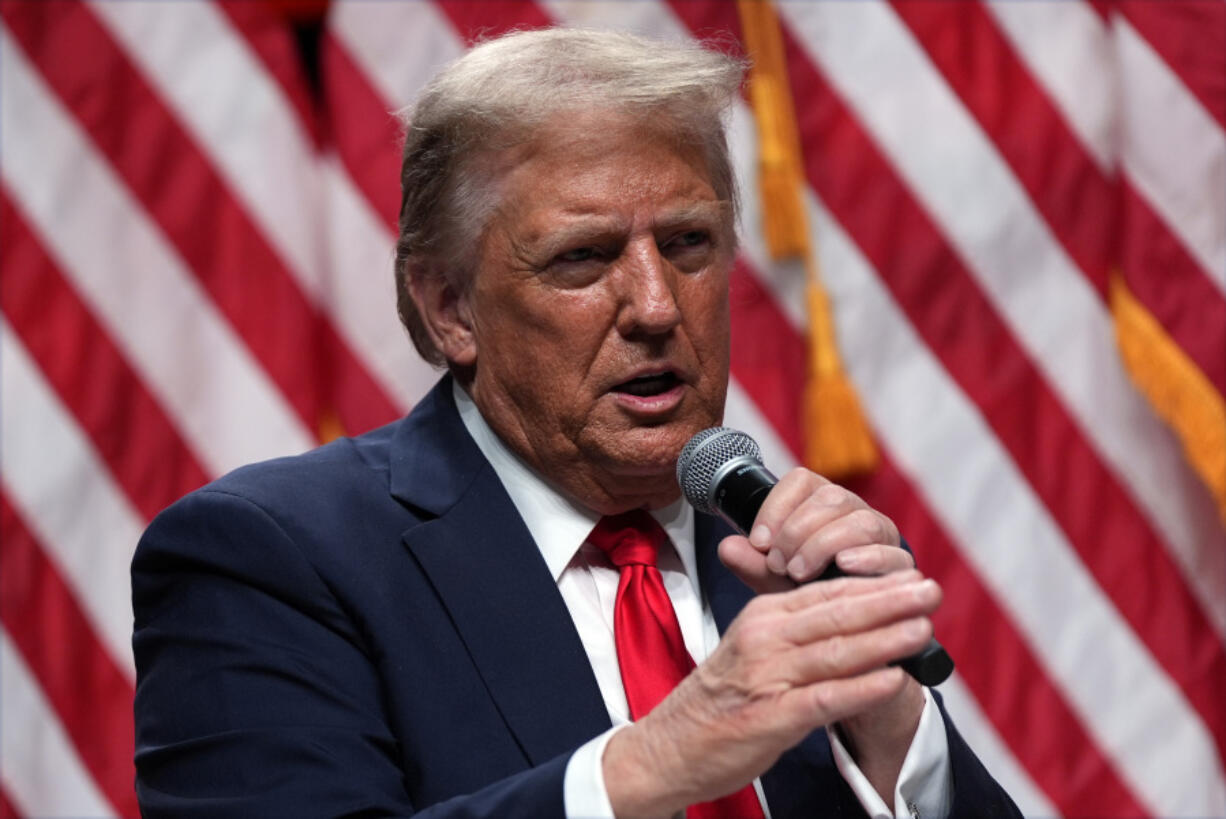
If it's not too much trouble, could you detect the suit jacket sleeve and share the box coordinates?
[132,487,570,819]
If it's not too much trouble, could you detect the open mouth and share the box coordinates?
[613,371,681,397]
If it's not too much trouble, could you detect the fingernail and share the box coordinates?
[749,524,771,548]
[837,551,863,571]
[766,548,787,574]
[786,555,807,579]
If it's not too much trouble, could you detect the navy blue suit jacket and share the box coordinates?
[132,377,1020,817]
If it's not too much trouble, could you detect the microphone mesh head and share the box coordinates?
[676,427,761,513]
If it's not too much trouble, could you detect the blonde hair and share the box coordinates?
[393,27,745,365]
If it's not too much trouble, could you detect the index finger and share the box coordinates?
[775,568,924,613]
[748,467,832,549]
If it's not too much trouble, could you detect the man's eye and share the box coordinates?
[557,247,601,263]
[668,230,710,250]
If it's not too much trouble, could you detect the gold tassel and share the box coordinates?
[737,0,878,477]
[802,255,878,476]
[318,408,346,444]
[738,0,807,258]
[1111,273,1226,523]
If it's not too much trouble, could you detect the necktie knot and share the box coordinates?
[588,510,666,569]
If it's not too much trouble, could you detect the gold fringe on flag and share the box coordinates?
[1110,273,1226,523]
[736,0,877,477]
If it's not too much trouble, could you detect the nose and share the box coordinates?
[615,240,682,337]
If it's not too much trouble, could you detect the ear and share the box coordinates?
[406,263,478,367]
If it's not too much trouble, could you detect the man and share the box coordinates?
[133,28,1019,818]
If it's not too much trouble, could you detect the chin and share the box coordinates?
[605,423,703,474]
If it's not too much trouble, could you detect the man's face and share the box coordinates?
[448,113,733,513]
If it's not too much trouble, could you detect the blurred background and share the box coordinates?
[1,0,1223,816]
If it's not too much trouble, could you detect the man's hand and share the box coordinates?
[720,467,910,594]
[602,571,941,818]
[701,467,933,807]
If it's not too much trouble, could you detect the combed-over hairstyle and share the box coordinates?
[394,27,746,366]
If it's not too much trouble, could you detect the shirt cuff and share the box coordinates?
[563,724,625,819]
[826,687,952,819]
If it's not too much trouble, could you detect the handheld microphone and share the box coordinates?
[677,427,954,687]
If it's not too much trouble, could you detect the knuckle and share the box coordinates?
[742,594,772,618]
[822,600,851,635]
[849,508,887,543]
[821,633,850,670]
[809,683,838,716]
[735,621,768,650]
[779,502,821,544]
[814,482,848,507]
[884,516,901,544]
[783,466,812,483]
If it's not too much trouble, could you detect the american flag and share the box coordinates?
[2,1,1223,816]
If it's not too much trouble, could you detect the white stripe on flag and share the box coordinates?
[0,28,315,474]
[1113,16,1226,293]
[0,632,115,819]
[1,323,140,677]
[543,0,683,38]
[321,155,437,410]
[329,0,463,113]
[986,1,1116,173]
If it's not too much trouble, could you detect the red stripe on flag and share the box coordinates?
[1120,182,1226,394]
[728,258,806,455]
[1086,1,1114,26]
[1,191,212,519]
[667,0,1226,762]
[893,0,1226,397]
[1116,0,1226,131]
[847,462,1150,819]
[433,0,552,44]
[1,0,401,439]
[0,496,138,818]
[0,787,18,819]
[321,31,402,232]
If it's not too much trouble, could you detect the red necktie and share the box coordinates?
[588,511,765,819]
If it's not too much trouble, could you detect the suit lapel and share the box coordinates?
[390,379,612,766]
[694,511,754,634]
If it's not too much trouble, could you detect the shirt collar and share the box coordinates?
[453,381,699,584]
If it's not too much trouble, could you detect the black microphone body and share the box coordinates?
[678,429,955,687]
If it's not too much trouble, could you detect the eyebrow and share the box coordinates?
[652,200,733,231]
[517,199,734,264]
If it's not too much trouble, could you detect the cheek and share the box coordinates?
[476,291,612,389]
[684,276,731,355]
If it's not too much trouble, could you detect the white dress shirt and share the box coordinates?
[454,383,951,818]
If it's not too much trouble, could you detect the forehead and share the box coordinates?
[486,111,731,239]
